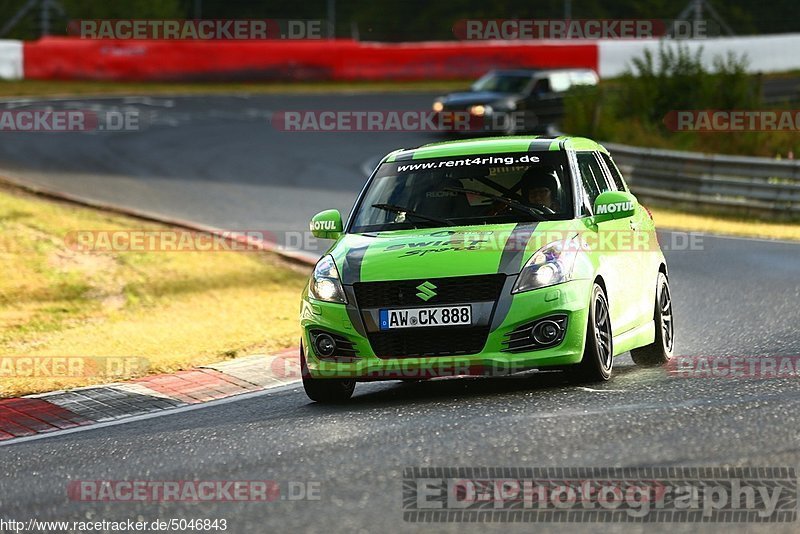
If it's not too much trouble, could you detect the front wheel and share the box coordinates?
[568,283,613,382]
[301,345,355,403]
[631,272,674,366]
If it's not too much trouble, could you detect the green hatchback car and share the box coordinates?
[300,136,674,402]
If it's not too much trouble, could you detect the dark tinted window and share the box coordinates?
[471,73,533,94]
[576,152,610,215]
[350,152,573,233]
[601,153,627,191]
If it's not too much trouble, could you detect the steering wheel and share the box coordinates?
[527,203,557,215]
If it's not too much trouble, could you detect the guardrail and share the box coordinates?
[762,76,800,105]
[605,142,800,220]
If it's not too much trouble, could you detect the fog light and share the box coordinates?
[533,320,562,345]
[315,333,336,357]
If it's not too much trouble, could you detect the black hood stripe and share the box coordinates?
[498,222,538,275]
[340,244,369,285]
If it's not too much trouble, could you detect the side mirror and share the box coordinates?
[309,209,343,239]
[593,191,637,224]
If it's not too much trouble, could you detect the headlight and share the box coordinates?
[309,255,347,304]
[512,238,580,293]
[432,101,444,112]
[469,104,492,116]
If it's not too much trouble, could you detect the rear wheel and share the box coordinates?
[568,283,613,382]
[631,272,674,366]
[301,344,355,403]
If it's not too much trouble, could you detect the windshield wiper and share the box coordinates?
[371,203,455,227]
[442,187,546,221]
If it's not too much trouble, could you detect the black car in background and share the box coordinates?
[432,68,598,134]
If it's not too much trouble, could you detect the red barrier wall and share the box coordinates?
[23,37,598,81]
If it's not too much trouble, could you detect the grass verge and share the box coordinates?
[0,183,309,398]
[649,207,800,241]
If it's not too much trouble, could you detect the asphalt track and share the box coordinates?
[1,95,800,533]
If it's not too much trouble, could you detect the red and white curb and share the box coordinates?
[0,349,300,444]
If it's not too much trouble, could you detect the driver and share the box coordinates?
[520,165,561,212]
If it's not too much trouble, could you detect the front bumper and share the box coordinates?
[301,278,592,380]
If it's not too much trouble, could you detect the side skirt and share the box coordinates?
[613,320,655,356]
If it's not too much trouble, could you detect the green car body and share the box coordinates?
[300,136,674,401]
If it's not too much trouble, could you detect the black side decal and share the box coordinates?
[343,286,368,337]
[340,245,369,337]
[490,277,519,332]
[492,222,538,332]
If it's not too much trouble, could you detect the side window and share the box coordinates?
[601,153,627,191]
[570,70,599,87]
[576,152,609,214]
[531,78,551,96]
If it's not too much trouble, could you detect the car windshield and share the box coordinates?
[471,72,533,94]
[349,151,573,233]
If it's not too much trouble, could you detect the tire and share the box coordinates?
[300,344,355,403]
[568,283,613,382]
[631,272,674,366]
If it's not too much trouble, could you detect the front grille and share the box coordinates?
[371,326,490,358]
[353,274,505,308]
[353,274,505,358]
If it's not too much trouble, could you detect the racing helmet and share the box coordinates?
[520,165,562,207]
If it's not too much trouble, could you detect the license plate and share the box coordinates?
[379,305,472,330]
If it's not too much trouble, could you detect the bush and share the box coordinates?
[562,43,800,157]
